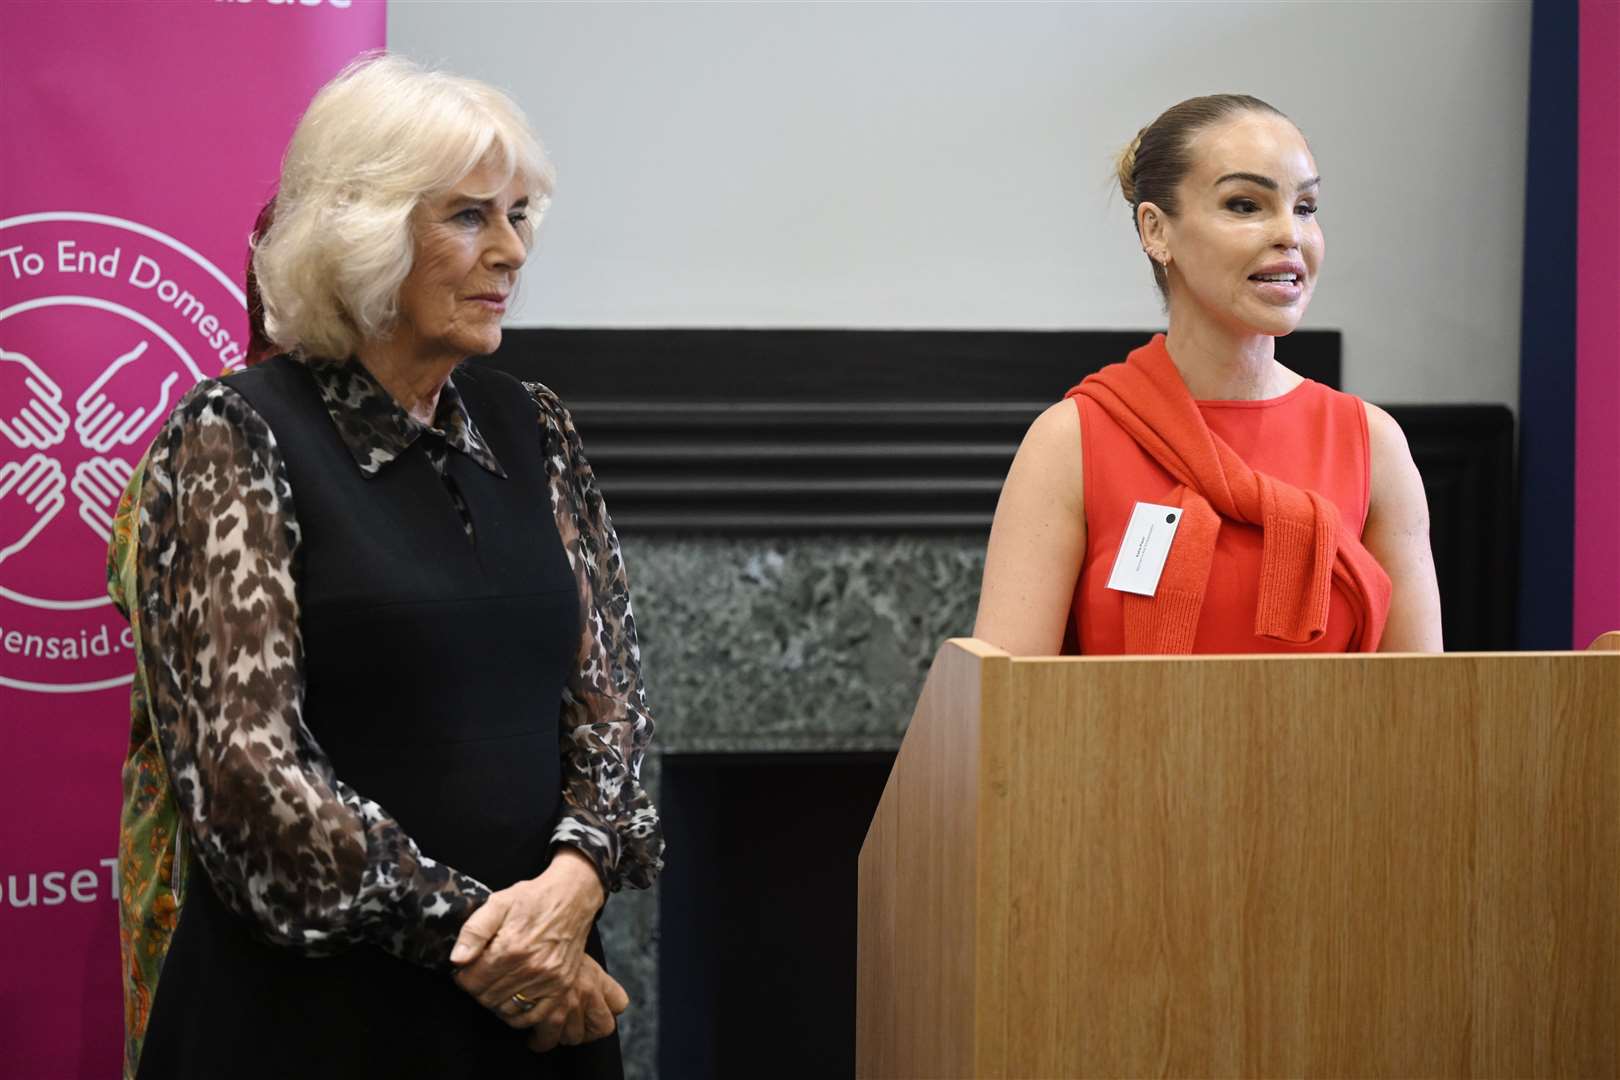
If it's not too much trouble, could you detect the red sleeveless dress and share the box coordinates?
[1071,374,1372,654]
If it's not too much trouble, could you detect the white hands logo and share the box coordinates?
[72,456,135,542]
[75,340,180,452]
[0,454,68,564]
[0,336,174,560]
[0,348,72,449]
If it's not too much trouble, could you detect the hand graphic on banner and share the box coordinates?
[0,348,73,450]
[72,456,135,542]
[75,340,180,452]
[0,453,68,565]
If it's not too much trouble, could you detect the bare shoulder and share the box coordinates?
[1020,398,1083,472]
[1361,400,1425,520]
[1012,398,1084,507]
[1362,401,1411,457]
[1028,397,1081,444]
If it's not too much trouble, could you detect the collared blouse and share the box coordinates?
[108,357,663,1076]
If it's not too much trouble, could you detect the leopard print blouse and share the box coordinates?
[109,359,663,1076]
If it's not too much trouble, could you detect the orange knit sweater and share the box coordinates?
[1067,334,1392,653]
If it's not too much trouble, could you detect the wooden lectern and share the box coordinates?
[857,638,1620,1078]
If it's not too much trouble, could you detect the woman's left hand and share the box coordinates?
[450,847,605,1017]
[523,953,629,1051]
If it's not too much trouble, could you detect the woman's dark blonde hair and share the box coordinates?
[1117,94,1288,296]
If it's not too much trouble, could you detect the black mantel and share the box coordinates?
[478,328,1516,650]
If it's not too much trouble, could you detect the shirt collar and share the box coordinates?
[303,357,507,479]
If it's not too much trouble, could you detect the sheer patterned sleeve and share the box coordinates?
[133,380,490,970]
[526,381,665,893]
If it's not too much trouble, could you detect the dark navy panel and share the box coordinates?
[1516,0,1580,649]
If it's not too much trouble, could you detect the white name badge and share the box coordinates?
[1105,502,1184,597]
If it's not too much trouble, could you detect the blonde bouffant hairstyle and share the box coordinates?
[1116,93,1286,298]
[253,54,556,360]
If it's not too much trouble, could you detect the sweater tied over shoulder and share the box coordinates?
[1067,334,1392,654]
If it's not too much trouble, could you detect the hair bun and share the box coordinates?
[1116,125,1148,206]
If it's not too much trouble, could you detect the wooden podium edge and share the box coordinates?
[857,637,1010,1078]
[954,640,1012,1079]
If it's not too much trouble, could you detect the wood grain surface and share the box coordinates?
[857,637,1009,1078]
[858,643,1620,1079]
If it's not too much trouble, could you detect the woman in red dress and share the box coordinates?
[974,95,1442,655]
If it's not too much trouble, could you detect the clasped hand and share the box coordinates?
[450,848,627,1052]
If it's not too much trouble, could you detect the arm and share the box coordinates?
[134,381,490,970]
[532,383,664,893]
[449,383,661,1048]
[1362,403,1443,652]
[972,400,1087,656]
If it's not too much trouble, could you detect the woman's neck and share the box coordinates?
[354,336,461,427]
[1162,304,1298,402]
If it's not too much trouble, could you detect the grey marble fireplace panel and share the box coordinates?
[598,532,985,1079]
[632,534,985,753]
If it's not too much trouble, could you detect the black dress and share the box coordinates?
[135,358,623,1078]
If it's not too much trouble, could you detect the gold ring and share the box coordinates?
[510,992,537,1013]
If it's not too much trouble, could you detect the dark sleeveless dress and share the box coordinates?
[135,357,622,1078]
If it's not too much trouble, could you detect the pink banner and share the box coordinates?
[0,2,384,1075]
[1575,0,1620,649]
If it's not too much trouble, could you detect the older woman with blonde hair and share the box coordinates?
[108,54,661,1078]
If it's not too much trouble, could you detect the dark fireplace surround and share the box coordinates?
[476,328,1517,1079]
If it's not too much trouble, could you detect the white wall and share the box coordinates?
[389,1,1532,407]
